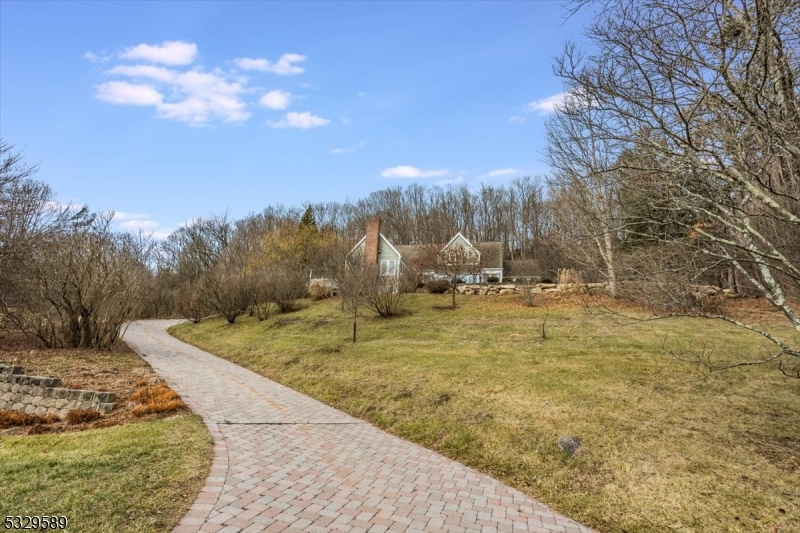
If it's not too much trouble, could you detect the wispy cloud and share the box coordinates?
[112,212,174,239]
[112,212,151,221]
[509,115,526,123]
[259,90,292,110]
[118,219,159,230]
[330,141,366,155]
[84,51,112,64]
[234,53,306,75]
[357,91,368,97]
[485,168,518,178]
[270,111,330,129]
[381,166,449,179]
[524,92,567,115]
[120,41,198,66]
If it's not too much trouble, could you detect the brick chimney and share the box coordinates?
[364,218,381,265]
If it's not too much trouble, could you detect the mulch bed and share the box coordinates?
[0,328,188,437]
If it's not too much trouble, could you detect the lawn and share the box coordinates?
[0,330,214,532]
[170,293,800,533]
[0,415,212,533]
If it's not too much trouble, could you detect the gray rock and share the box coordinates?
[558,435,581,456]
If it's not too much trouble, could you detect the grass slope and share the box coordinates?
[0,415,212,533]
[171,294,800,533]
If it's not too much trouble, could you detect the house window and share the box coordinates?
[380,259,397,276]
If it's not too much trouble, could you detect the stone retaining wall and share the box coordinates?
[454,282,737,297]
[455,282,608,295]
[0,365,116,418]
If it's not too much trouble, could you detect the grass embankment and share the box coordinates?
[0,415,211,533]
[0,332,214,532]
[171,294,800,533]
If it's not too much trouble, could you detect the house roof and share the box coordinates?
[348,233,403,261]
[392,240,503,270]
[351,229,504,270]
[475,242,503,269]
[393,245,423,264]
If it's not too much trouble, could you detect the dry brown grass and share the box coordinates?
[0,410,60,428]
[172,293,800,533]
[66,409,102,425]
[130,384,186,417]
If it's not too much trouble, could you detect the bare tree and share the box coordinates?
[416,242,481,309]
[0,140,88,299]
[335,253,371,342]
[546,92,624,296]
[175,280,206,323]
[557,0,800,374]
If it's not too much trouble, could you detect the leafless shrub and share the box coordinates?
[308,281,333,300]
[175,281,206,323]
[363,274,407,318]
[1,209,154,350]
[265,263,307,313]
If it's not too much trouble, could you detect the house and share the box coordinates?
[349,218,504,282]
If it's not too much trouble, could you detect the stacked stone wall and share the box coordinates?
[454,282,738,297]
[455,283,608,295]
[0,365,116,418]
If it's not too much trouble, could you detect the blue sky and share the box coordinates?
[1,1,590,238]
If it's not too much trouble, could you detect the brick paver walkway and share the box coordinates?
[123,320,597,533]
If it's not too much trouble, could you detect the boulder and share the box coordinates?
[558,435,581,456]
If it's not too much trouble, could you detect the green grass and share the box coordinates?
[0,415,213,533]
[171,294,800,533]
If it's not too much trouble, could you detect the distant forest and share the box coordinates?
[237,177,556,266]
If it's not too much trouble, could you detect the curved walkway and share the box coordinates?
[123,320,597,533]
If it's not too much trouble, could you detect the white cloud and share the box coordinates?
[121,41,198,66]
[112,212,150,221]
[45,201,84,212]
[330,141,366,155]
[234,53,306,75]
[101,63,250,124]
[95,81,164,106]
[485,168,518,178]
[94,43,313,126]
[259,90,292,109]
[525,91,567,114]
[381,166,449,179]
[118,219,159,230]
[509,115,526,123]
[84,51,112,64]
[271,111,330,129]
[111,212,175,239]
[108,64,177,83]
